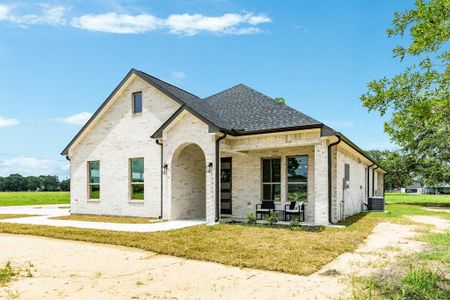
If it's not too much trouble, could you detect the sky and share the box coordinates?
[0,0,413,178]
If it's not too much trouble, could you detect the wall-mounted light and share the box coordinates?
[163,163,168,174]
[207,162,213,173]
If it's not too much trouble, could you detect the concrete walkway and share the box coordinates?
[0,205,205,232]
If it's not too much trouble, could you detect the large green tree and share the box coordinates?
[367,150,415,190]
[361,0,450,185]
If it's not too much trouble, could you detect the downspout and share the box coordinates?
[155,139,163,219]
[372,166,379,196]
[328,135,341,224]
[215,132,228,222]
[367,163,375,200]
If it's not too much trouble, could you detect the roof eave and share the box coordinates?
[61,68,138,156]
[227,124,323,136]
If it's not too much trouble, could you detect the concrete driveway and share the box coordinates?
[0,205,205,232]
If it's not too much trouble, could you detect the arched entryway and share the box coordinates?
[171,143,206,220]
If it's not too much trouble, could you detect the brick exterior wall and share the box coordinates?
[67,76,384,225]
[224,145,316,222]
[69,76,180,217]
[171,143,206,219]
[162,111,217,223]
[335,148,367,220]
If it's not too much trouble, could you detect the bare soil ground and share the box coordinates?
[2,217,443,300]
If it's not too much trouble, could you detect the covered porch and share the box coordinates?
[218,129,330,224]
[158,109,331,225]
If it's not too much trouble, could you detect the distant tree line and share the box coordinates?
[0,174,70,192]
[367,149,448,192]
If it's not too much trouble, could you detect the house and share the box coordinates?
[401,183,423,194]
[61,69,385,225]
[401,183,450,194]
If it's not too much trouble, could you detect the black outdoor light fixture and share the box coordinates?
[163,163,168,174]
[207,162,213,173]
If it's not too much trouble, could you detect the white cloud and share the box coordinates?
[71,12,161,34]
[0,156,68,177]
[164,12,271,36]
[55,112,92,125]
[172,70,186,80]
[0,4,271,36]
[0,4,67,27]
[0,4,11,21]
[70,11,271,35]
[0,117,19,128]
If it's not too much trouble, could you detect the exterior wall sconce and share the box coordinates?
[207,162,213,173]
[163,163,168,174]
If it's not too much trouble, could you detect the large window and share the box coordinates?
[132,92,142,114]
[287,156,308,201]
[88,161,100,199]
[130,158,144,200]
[262,158,281,202]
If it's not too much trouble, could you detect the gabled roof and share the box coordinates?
[152,83,324,138]
[61,69,384,170]
[61,69,229,155]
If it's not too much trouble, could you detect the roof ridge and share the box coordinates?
[136,69,201,99]
[202,83,246,101]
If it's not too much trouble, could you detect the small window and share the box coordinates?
[130,158,144,200]
[88,161,100,199]
[132,92,142,114]
[262,158,281,202]
[287,156,308,201]
[344,164,350,181]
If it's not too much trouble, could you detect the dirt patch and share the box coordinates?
[408,215,450,232]
[0,221,429,299]
[424,207,450,213]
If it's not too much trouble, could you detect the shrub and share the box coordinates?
[265,212,278,226]
[246,212,257,225]
[0,261,16,287]
[289,219,301,230]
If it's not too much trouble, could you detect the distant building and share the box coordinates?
[401,183,422,194]
[401,183,450,194]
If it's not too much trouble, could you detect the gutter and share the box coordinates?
[327,136,341,225]
[215,132,228,222]
[155,139,164,219]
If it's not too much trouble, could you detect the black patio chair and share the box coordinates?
[284,201,305,222]
[255,200,275,220]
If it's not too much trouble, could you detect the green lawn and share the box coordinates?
[0,192,70,206]
[385,192,450,207]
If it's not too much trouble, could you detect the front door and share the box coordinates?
[220,157,232,215]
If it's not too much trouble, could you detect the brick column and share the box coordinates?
[314,140,329,225]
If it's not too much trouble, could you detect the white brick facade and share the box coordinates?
[67,75,385,225]
[69,75,180,217]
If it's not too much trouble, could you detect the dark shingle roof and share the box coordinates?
[138,71,323,133]
[202,84,322,133]
[136,70,234,130]
[61,69,384,169]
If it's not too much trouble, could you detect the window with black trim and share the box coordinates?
[262,158,281,202]
[88,161,100,199]
[132,92,142,114]
[287,156,308,201]
[130,158,144,200]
